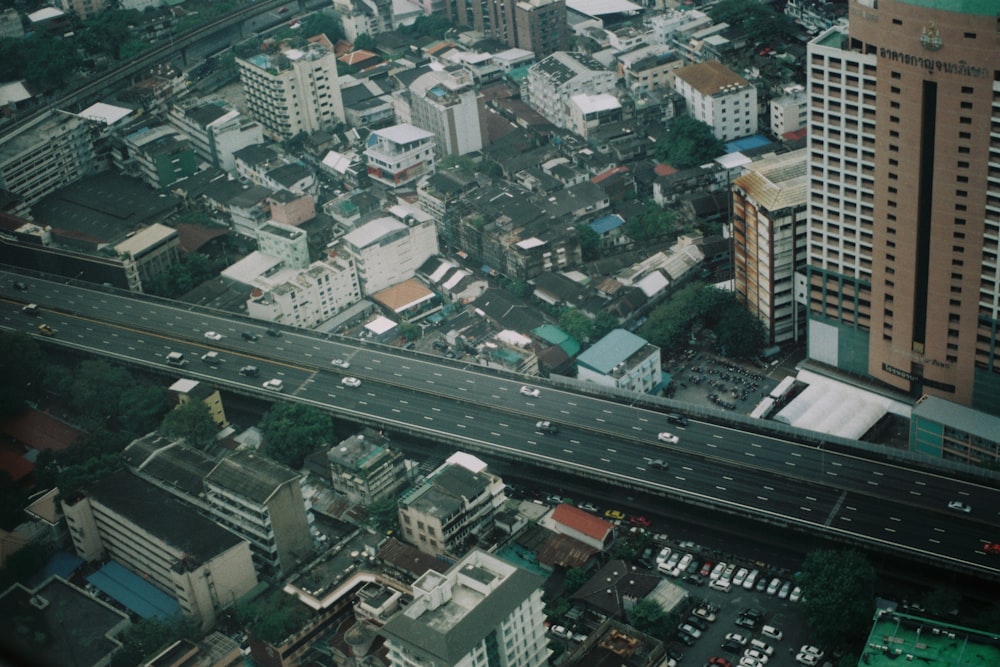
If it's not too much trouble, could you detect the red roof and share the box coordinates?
[0,449,33,482]
[782,127,807,141]
[654,163,678,177]
[551,504,613,541]
[592,165,629,184]
[2,408,83,452]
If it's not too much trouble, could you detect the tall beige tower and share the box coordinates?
[805,0,1000,414]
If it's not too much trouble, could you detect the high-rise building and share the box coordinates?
[380,549,550,667]
[237,42,345,141]
[409,68,488,157]
[805,1,1000,413]
[449,0,567,58]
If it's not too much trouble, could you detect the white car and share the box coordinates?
[743,648,769,664]
[740,658,765,667]
[657,431,679,444]
[656,547,672,565]
[520,385,540,398]
[678,624,701,639]
[947,500,972,513]
[732,567,749,587]
[203,331,223,341]
[725,633,748,646]
[778,580,792,599]
[799,645,824,659]
[262,379,284,392]
[789,586,803,602]
[330,358,350,369]
[743,569,759,590]
[760,625,783,641]
[766,577,782,595]
[341,376,362,388]
[709,561,727,581]
[795,653,819,666]
[550,625,569,639]
[578,502,599,513]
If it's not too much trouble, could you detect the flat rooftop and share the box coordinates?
[862,610,1000,667]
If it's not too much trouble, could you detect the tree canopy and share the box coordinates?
[160,400,218,448]
[798,549,877,649]
[299,12,344,44]
[707,0,797,45]
[397,14,453,40]
[259,403,334,468]
[624,203,677,245]
[0,333,46,419]
[576,223,601,261]
[654,115,725,169]
[559,308,593,344]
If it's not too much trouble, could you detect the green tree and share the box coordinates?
[299,12,344,43]
[79,8,132,58]
[799,549,876,649]
[397,14,453,40]
[259,403,334,468]
[509,279,533,299]
[576,223,601,261]
[564,567,590,595]
[400,322,421,341]
[368,494,401,533]
[921,585,962,617]
[708,0,797,45]
[0,332,46,419]
[109,616,197,667]
[623,203,677,244]
[354,32,376,51]
[239,590,312,645]
[70,360,132,429]
[592,311,619,342]
[628,598,665,635]
[704,293,767,359]
[639,282,704,350]
[120,385,171,438]
[559,308,593,344]
[654,115,725,169]
[23,34,79,90]
[54,452,124,499]
[161,400,218,448]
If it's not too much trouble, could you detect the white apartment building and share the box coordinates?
[0,115,98,206]
[671,60,757,142]
[246,253,361,328]
[409,68,487,157]
[769,85,808,136]
[524,52,617,129]
[381,549,550,667]
[205,451,313,580]
[257,221,310,269]
[167,98,264,172]
[567,93,622,140]
[61,469,258,630]
[732,149,809,344]
[364,123,437,188]
[341,201,439,295]
[327,429,410,505]
[237,42,345,141]
[576,328,662,393]
[397,453,506,559]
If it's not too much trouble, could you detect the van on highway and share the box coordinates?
[21,303,39,316]
[166,352,188,367]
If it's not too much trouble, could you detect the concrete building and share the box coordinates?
[364,123,437,189]
[257,221,310,269]
[327,429,410,505]
[121,125,199,189]
[576,328,662,394]
[381,549,550,667]
[567,93,622,140]
[670,60,757,142]
[732,149,809,344]
[769,85,808,136]
[417,168,480,252]
[62,469,258,630]
[167,98,264,172]
[237,42,345,141]
[804,2,1000,413]
[168,378,228,428]
[409,68,488,157]
[397,453,506,558]
[205,451,313,580]
[0,8,24,39]
[246,253,361,328]
[449,0,567,58]
[524,52,617,129]
[0,115,98,206]
[112,222,181,287]
[341,201,439,295]
[910,394,1000,464]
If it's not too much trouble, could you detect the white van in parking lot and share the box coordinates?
[709,578,732,592]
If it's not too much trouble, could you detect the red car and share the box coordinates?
[984,543,1000,555]
[709,657,732,667]
[630,515,652,528]
[700,560,714,576]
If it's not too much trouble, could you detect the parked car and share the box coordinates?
[630,515,652,528]
[743,569,759,590]
[520,385,541,397]
[546,494,567,505]
[604,509,626,521]
[675,631,696,646]
[550,625,569,639]
[709,562,727,581]
[578,502,599,513]
[743,648,769,664]
[678,624,702,640]
[789,586,803,602]
[693,607,717,623]
[732,567,749,587]
[734,616,758,630]
[795,653,819,666]
[724,633,748,647]
[721,639,744,654]
[341,376,362,388]
[686,616,708,631]
[656,547,672,565]
[778,581,792,599]
[766,577,782,595]
[709,658,732,667]
[700,560,714,576]
[749,639,774,656]
[755,576,768,592]
[799,646,824,659]
[760,625,783,641]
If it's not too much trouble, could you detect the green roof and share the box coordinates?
[898,0,997,16]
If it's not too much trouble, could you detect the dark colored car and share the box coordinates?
[535,421,559,434]
[12,281,27,291]
[241,332,259,341]
[266,328,282,337]
[239,365,260,377]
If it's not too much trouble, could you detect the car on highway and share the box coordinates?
[22,303,39,316]
[984,543,1000,555]
[948,500,972,513]
[657,431,679,444]
[266,328,282,337]
[12,280,27,291]
[605,509,626,521]
[239,365,260,377]
[535,420,559,434]
[341,377,362,388]
[760,625,783,641]
[37,323,56,336]
[330,358,350,369]
[666,412,689,426]
[520,385,540,397]
[241,332,259,341]
[203,331,223,340]
[262,379,283,392]
[649,458,669,470]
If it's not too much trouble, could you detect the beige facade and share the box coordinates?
[806,1,1000,412]
[328,429,410,506]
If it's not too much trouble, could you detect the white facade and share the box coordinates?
[409,69,486,157]
[237,43,345,141]
[524,52,617,129]
[247,254,361,328]
[671,60,757,142]
[0,115,98,206]
[567,93,621,139]
[257,221,310,269]
[342,202,439,295]
[364,123,437,188]
[382,550,549,667]
[168,99,264,172]
[576,329,663,393]
[769,86,808,136]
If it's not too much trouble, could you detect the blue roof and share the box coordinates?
[590,214,624,234]
[87,561,181,621]
[576,329,648,374]
[724,135,771,153]
[29,551,83,587]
